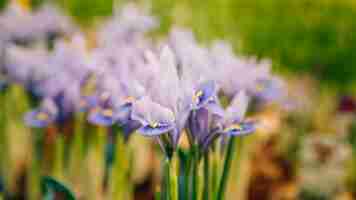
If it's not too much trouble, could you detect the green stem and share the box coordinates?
[170,157,178,200]
[68,113,85,186]
[110,131,132,200]
[211,146,219,198]
[178,149,190,200]
[203,153,210,200]
[190,147,199,200]
[52,135,65,179]
[161,158,171,200]
[28,128,43,200]
[216,137,239,200]
[0,92,7,189]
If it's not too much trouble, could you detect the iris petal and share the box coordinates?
[88,109,116,126]
[79,95,98,112]
[193,80,218,109]
[24,110,55,128]
[224,121,256,136]
[205,99,225,117]
[137,122,174,136]
[114,103,132,124]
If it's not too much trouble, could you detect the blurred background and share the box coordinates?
[1,0,356,199]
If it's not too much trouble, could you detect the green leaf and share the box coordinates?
[41,176,76,200]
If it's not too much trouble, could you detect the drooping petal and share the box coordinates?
[88,108,117,126]
[137,122,175,136]
[25,110,55,128]
[79,95,98,112]
[224,121,256,136]
[24,99,58,128]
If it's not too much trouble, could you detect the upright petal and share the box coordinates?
[131,97,175,126]
[224,90,250,123]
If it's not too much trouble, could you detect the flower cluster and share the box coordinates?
[0,3,286,199]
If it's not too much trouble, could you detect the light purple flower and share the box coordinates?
[97,3,157,47]
[132,46,192,146]
[168,28,223,114]
[3,45,50,96]
[0,3,75,43]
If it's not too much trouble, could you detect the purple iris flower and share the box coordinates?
[23,35,92,127]
[132,44,224,150]
[0,3,75,44]
[87,88,143,137]
[87,55,146,122]
[0,41,8,92]
[3,34,91,100]
[97,3,157,47]
[131,46,193,146]
[186,107,223,151]
[3,45,50,97]
[185,89,257,152]
[132,96,176,136]
[87,91,118,126]
[251,76,286,103]
[24,73,84,127]
[210,41,276,99]
[168,28,224,115]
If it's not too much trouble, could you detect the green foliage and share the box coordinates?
[31,0,45,10]
[151,0,356,89]
[0,0,8,11]
[232,0,356,88]
[348,120,356,154]
[56,0,114,26]
[42,176,76,200]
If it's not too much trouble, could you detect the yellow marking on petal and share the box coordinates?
[225,124,243,132]
[192,90,204,103]
[36,112,49,121]
[102,109,113,117]
[125,96,135,103]
[100,92,110,101]
[150,122,159,128]
[256,83,265,92]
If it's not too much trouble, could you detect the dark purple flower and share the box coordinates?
[186,107,222,151]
